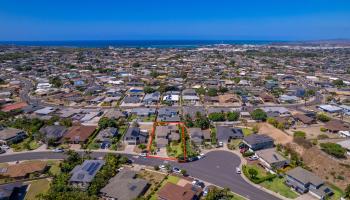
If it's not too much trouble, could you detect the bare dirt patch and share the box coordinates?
[258,123,293,145]
[289,144,350,190]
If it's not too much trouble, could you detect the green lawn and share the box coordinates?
[260,177,298,199]
[228,139,242,150]
[48,161,61,176]
[143,115,156,122]
[11,138,41,152]
[128,114,138,122]
[167,141,183,157]
[25,179,51,200]
[242,128,253,136]
[327,183,344,200]
[244,164,268,179]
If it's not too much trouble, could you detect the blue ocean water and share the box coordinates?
[0,40,285,48]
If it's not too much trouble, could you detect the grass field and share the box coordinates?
[25,179,51,200]
[260,177,298,199]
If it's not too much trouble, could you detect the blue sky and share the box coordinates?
[0,0,349,41]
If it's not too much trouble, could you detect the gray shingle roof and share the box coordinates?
[69,160,105,183]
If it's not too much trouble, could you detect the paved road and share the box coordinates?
[0,150,280,200]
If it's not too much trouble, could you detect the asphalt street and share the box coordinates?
[0,150,281,200]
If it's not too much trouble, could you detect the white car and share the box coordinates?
[139,152,147,157]
[172,167,181,174]
[159,165,167,171]
[236,167,241,174]
[52,148,64,153]
[217,142,224,147]
[197,153,205,159]
[1,145,10,150]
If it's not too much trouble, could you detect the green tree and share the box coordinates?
[59,118,73,127]
[144,86,156,94]
[208,112,225,121]
[248,168,258,179]
[226,111,239,121]
[205,187,234,200]
[195,87,206,95]
[316,113,330,122]
[218,86,228,94]
[207,88,218,97]
[49,76,63,88]
[251,109,267,121]
[98,117,117,129]
[332,79,345,88]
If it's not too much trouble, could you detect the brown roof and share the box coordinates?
[218,94,239,103]
[157,183,197,200]
[64,125,97,143]
[1,161,46,178]
[1,102,28,112]
[293,114,314,124]
[324,120,350,132]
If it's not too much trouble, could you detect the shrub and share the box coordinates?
[316,113,330,122]
[251,109,267,121]
[242,151,255,157]
[320,127,327,132]
[317,134,329,140]
[320,142,346,158]
[293,131,306,138]
[227,112,240,121]
[208,112,225,121]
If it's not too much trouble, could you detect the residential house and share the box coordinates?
[216,126,244,143]
[100,169,149,200]
[130,107,156,117]
[0,102,28,112]
[189,128,209,145]
[157,182,201,200]
[95,127,118,148]
[63,125,97,144]
[39,125,67,144]
[293,113,316,125]
[0,127,27,145]
[285,167,333,199]
[158,107,180,122]
[124,127,148,145]
[324,120,350,133]
[0,161,47,179]
[243,134,274,151]
[182,106,206,119]
[182,89,200,104]
[156,125,179,148]
[143,91,160,105]
[262,107,290,118]
[0,183,28,200]
[256,148,289,170]
[69,160,105,190]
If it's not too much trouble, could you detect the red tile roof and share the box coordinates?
[1,102,28,112]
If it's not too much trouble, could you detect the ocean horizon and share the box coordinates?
[0,40,287,48]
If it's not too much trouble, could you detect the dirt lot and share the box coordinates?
[288,143,350,190]
[258,123,293,145]
[285,124,341,140]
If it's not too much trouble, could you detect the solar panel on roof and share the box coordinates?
[87,162,96,173]
[89,163,101,175]
[77,173,85,180]
[82,162,93,171]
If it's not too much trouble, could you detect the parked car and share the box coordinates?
[0,149,5,154]
[236,167,241,174]
[188,157,198,162]
[52,148,64,153]
[172,167,181,174]
[197,153,205,159]
[139,152,147,157]
[1,145,10,150]
[159,165,167,171]
[217,142,224,148]
[192,179,205,188]
[203,186,209,196]
[248,155,259,161]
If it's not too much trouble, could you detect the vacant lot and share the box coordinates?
[258,123,293,145]
[138,169,166,197]
[288,143,350,190]
[286,125,341,140]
